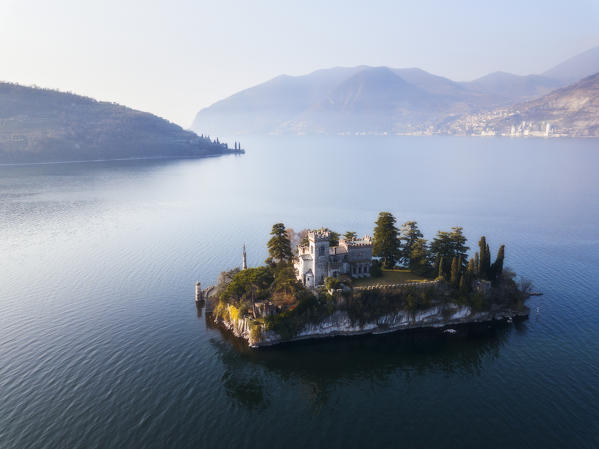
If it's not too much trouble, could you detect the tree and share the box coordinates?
[409,238,430,276]
[266,223,293,265]
[478,236,491,280]
[372,212,401,269]
[449,227,469,268]
[450,256,461,287]
[297,229,310,250]
[430,231,451,263]
[370,259,383,277]
[431,227,469,272]
[328,230,340,247]
[437,256,446,280]
[400,221,423,266]
[490,244,505,283]
[344,231,357,241]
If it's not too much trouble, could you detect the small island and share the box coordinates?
[200,212,532,348]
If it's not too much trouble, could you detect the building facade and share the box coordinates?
[294,230,373,288]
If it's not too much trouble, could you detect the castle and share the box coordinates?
[294,230,373,288]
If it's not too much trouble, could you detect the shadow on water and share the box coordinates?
[206,312,523,411]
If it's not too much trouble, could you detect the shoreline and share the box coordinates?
[213,303,530,349]
[0,150,244,167]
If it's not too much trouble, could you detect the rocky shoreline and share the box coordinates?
[213,303,530,348]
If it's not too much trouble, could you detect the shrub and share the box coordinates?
[370,259,383,278]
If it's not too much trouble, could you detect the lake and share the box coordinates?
[1,135,598,448]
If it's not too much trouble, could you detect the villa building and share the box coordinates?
[294,230,373,288]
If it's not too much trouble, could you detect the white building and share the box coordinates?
[294,230,373,288]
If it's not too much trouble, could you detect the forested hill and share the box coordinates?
[0,83,233,163]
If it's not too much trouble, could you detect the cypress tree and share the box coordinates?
[438,256,446,280]
[479,236,491,280]
[490,245,505,282]
[467,257,475,274]
[474,252,480,276]
[450,256,461,287]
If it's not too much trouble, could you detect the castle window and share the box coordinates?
[319,246,325,256]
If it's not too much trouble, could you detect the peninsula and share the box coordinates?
[200,213,531,348]
[0,82,244,164]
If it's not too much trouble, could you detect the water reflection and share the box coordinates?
[209,315,520,410]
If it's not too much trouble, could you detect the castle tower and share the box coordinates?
[242,244,247,270]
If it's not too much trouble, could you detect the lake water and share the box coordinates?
[1,136,599,448]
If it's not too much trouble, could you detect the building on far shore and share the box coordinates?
[294,230,373,288]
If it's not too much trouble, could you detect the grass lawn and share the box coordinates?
[353,269,431,287]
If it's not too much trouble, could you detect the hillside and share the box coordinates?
[0,83,236,163]
[443,73,599,137]
[543,46,599,83]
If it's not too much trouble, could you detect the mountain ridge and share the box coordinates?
[191,46,599,137]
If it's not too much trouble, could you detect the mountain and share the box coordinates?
[0,83,236,164]
[461,72,564,104]
[191,67,567,136]
[191,47,599,137]
[191,66,511,136]
[444,73,599,137]
[543,46,599,83]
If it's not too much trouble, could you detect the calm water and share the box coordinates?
[1,136,599,448]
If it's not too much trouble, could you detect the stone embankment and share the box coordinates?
[353,280,439,291]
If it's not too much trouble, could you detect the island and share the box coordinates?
[199,212,532,348]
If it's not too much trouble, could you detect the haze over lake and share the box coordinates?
[1,136,598,448]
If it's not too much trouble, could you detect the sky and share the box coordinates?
[1,0,598,127]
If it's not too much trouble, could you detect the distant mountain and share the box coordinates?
[543,46,599,83]
[444,73,599,137]
[191,66,511,136]
[0,83,236,164]
[461,72,564,104]
[191,47,599,137]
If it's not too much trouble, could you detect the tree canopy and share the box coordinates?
[372,212,401,269]
[344,231,357,241]
[400,221,424,266]
[266,223,293,265]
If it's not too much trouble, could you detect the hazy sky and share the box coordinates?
[1,0,598,127]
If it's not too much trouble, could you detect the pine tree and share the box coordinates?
[399,221,423,266]
[372,212,401,269]
[449,227,469,268]
[409,238,430,276]
[266,223,293,265]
